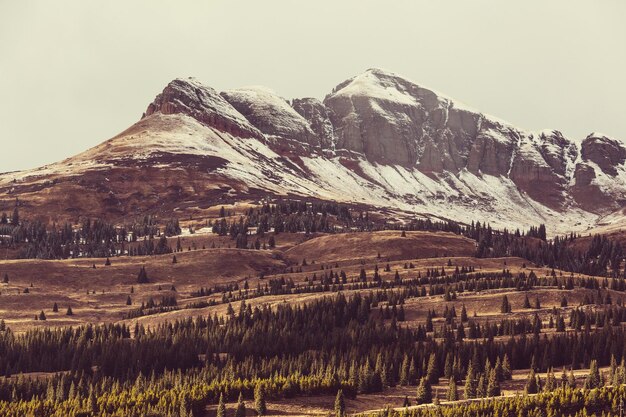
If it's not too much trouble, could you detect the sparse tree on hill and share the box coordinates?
[66,306,73,316]
[460,304,468,322]
[38,311,46,321]
[105,257,111,266]
[137,266,149,284]
[52,303,58,313]
[2,273,8,284]
[501,295,511,313]
[523,294,531,308]
[126,296,132,306]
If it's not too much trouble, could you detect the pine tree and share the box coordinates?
[235,392,246,417]
[137,266,149,284]
[415,377,432,404]
[217,393,226,417]
[66,306,73,316]
[523,294,531,308]
[126,296,132,305]
[486,368,500,397]
[502,355,512,380]
[172,255,177,264]
[447,378,457,401]
[335,389,345,417]
[586,360,601,389]
[464,363,476,399]
[52,302,58,312]
[254,383,267,416]
[38,310,46,321]
[426,353,438,384]
[568,370,577,388]
[501,295,511,313]
[525,369,538,394]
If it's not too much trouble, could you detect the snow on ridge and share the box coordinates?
[221,86,313,135]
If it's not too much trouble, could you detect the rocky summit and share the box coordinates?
[1,68,625,233]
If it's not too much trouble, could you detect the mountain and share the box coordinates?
[1,68,625,233]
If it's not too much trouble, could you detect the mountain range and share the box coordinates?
[2,68,625,233]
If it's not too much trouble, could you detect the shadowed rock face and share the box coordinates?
[138,70,624,215]
[581,134,626,176]
[292,98,336,150]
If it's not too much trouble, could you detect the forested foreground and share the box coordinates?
[362,385,626,417]
[2,291,626,416]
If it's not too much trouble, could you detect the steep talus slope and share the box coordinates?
[1,69,625,233]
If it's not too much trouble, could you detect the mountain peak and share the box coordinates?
[144,78,262,139]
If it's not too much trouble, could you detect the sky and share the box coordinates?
[0,1,625,172]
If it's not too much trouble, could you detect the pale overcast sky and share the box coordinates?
[1,1,625,172]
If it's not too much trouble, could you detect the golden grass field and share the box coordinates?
[0,230,609,334]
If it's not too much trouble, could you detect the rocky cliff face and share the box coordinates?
[138,69,626,217]
[580,134,626,176]
[144,78,263,140]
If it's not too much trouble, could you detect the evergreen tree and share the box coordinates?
[38,310,46,321]
[235,392,246,417]
[464,364,476,399]
[415,377,432,404]
[137,266,149,284]
[447,378,457,401]
[217,393,226,417]
[586,360,602,389]
[426,353,438,384]
[66,306,73,316]
[500,295,511,313]
[486,368,500,397]
[52,302,58,313]
[525,370,538,394]
[254,383,267,416]
[335,389,345,417]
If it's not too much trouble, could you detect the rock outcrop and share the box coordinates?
[581,133,626,176]
[144,78,262,140]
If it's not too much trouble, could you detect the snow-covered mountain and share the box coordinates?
[1,68,625,233]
